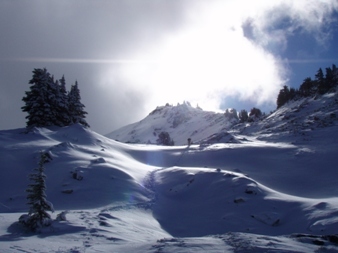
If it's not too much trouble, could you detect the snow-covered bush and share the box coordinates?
[71,169,84,180]
[157,131,174,146]
[56,211,68,221]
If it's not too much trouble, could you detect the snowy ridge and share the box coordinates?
[107,92,338,147]
[106,101,234,145]
[0,93,338,252]
[234,92,338,142]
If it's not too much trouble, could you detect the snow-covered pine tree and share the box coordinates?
[248,107,263,122]
[239,109,249,122]
[68,81,89,127]
[22,68,57,127]
[19,152,54,231]
[23,68,90,128]
[47,75,60,125]
[54,75,71,126]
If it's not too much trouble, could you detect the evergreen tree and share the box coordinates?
[157,131,174,146]
[239,109,249,122]
[22,68,57,127]
[22,68,90,128]
[55,75,71,126]
[59,75,67,95]
[224,108,239,121]
[249,107,262,119]
[299,77,315,97]
[315,68,324,82]
[274,64,338,109]
[47,75,63,126]
[276,85,291,108]
[19,152,54,231]
[324,65,338,92]
[68,81,89,127]
[289,87,297,100]
[331,64,338,88]
[315,68,326,94]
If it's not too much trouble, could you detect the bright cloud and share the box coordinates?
[115,23,283,111]
[102,0,337,120]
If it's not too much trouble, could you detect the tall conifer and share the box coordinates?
[68,81,89,127]
[22,68,56,127]
[19,152,54,231]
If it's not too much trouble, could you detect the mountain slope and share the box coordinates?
[236,92,338,142]
[0,124,153,212]
[106,101,237,145]
[107,92,338,147]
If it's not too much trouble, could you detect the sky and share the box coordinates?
[0,0,338,134]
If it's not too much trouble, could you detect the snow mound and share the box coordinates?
[0,125,152,212]
[152,167,338,237]
[200,131,241,144]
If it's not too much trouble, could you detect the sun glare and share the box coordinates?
[104,0,326,112]
[114,17,283,112]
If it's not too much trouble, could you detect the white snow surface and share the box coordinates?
[1,93,338,252]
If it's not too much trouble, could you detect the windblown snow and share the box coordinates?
[1,93,338,252]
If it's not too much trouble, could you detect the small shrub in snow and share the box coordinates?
[56,211,68,221]
[71,170,83,180]
[234,198,245,204]
[157,131,174,146]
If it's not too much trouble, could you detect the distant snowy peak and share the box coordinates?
[148,102,204,128]
[149,101,200,115]
[106,102,236,145]
[107,91,338,145]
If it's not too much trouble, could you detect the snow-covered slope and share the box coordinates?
[0,124,153,212]
[107,92,338,147]
[236,92,338,142]
[1,91,338,252]
[106,101,238,145]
